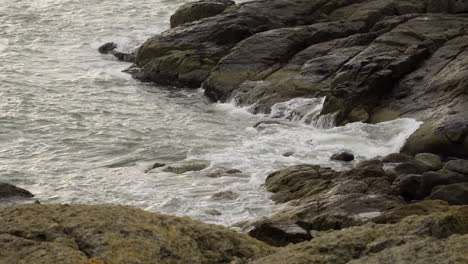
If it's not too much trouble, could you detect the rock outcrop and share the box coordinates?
[255,154,468,242]
[122,0,468,158]
[251,206,468,264]
[0,204,276,263]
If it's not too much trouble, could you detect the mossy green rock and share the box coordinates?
[251,206,468,264]
[0,204,276,264]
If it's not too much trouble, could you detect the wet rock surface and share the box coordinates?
[146,159,211,174]
[123,0,468,158]
[170,0,235,28]
[0,204,276,264]
[330,151,355,162]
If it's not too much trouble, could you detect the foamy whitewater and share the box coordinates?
[0,0,421,226]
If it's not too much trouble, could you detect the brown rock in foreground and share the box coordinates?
[251,206,468,264]
[0,204,276,264]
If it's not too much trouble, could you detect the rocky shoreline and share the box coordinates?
[2,0,468,263]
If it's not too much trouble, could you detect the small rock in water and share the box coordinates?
[98,42,117,54]
[205,209,222,216]
[0,183,37,207]
[331,152,354,162]
[162,160,210,174]
[282,151,294,157]
[0,183,34,199]
[247,220,314,247]
[210,191,239,200]
[145,162,166,173]
[206,168,242,178]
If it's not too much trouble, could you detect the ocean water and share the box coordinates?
[0,0,421,226]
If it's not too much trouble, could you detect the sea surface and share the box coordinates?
[0,0,421,226]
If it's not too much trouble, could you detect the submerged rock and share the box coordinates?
[146,159,210,174]
[170,0,235,28]
[330,151,355,162]
[0,204,276,263]
[162,160,210,174]
[205,168,242,178]
[210,191,239,200]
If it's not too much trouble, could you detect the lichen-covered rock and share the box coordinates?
[372,200,452,224]
[264,163,404,230]
[251,206,468,264]
[0,204,276,264]
[170,0,235,28]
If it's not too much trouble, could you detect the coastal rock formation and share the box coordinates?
[251,206,468,264]
[125,0,468,158]
[257,154,468,242]
[263,163,404,230]
[0,204,276,263]
[170,0,235,28]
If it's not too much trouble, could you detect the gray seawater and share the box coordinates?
[0,0,421,226]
